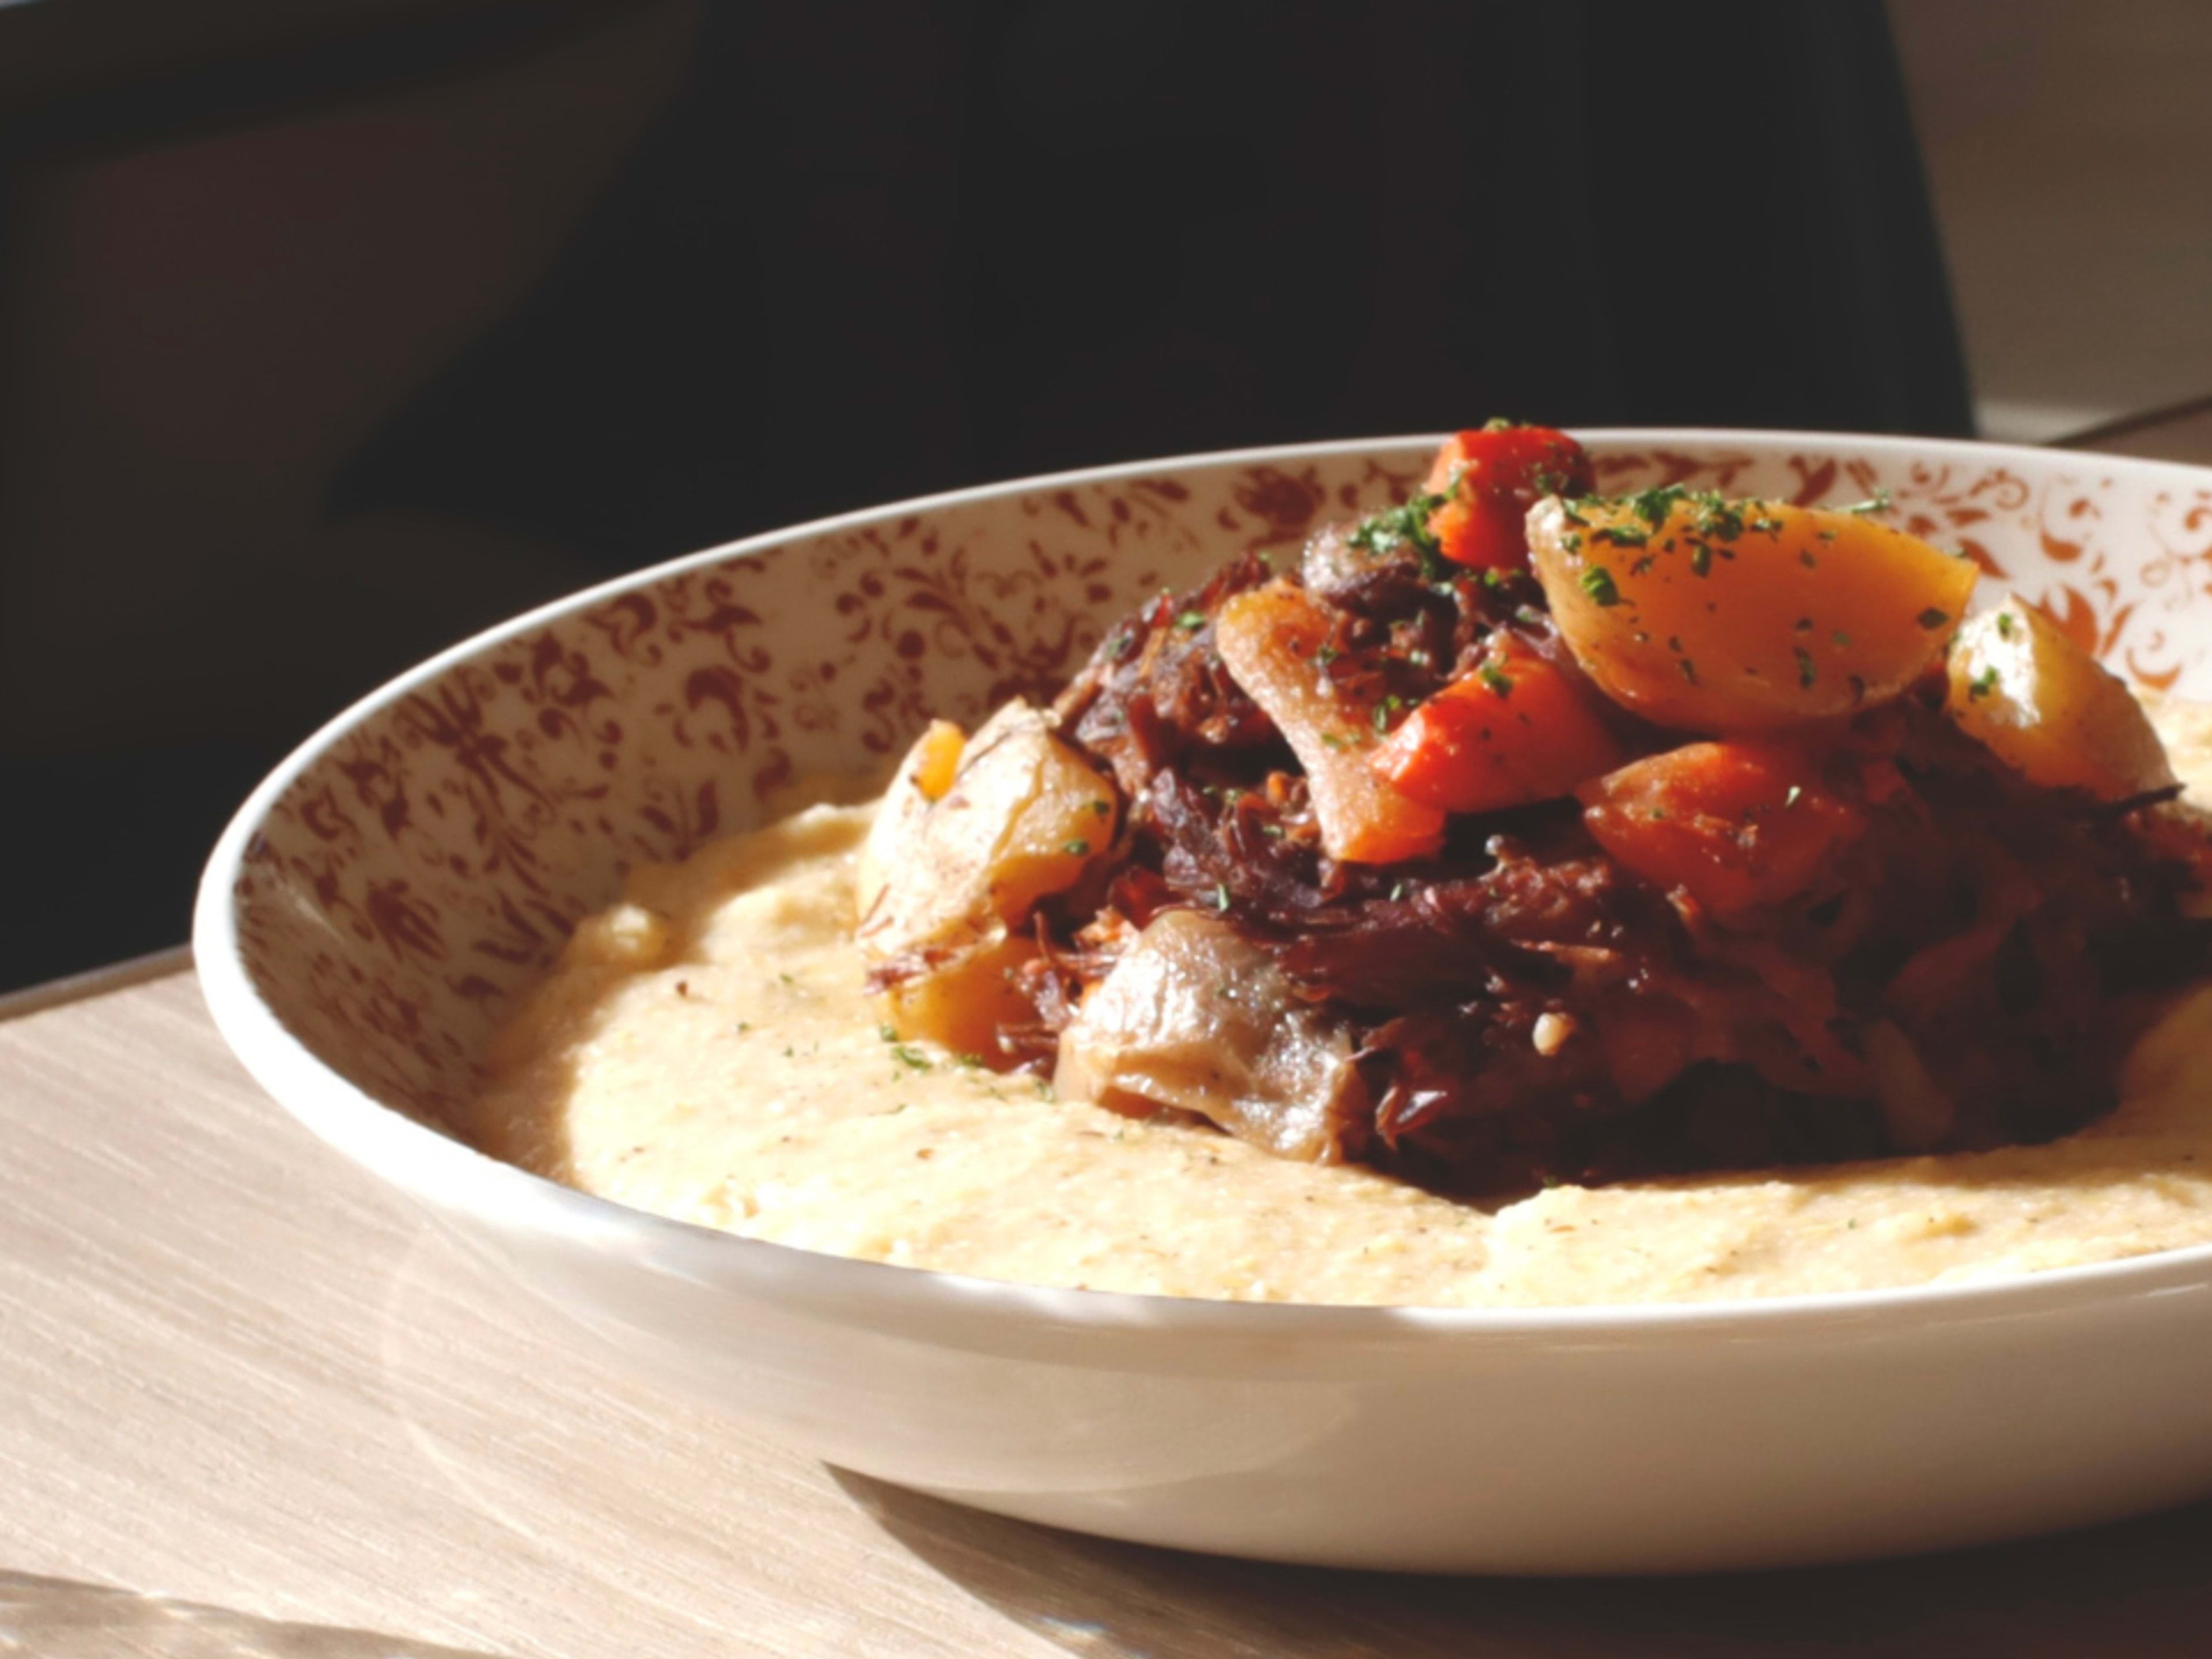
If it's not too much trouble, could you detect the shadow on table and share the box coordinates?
[0,1570,510,1659]
[835,1470,2212,1658]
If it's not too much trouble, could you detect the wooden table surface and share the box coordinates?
[13,421,2212,1658]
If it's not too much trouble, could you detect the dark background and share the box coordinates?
[0,0,1970,991]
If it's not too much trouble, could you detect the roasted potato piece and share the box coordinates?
[1529,493,1976,732]
[878,931,1043,1058]
[855,718,965,925]
[1054,908,1364,1160]
[1945,599,2177,802]
[1213,580,1445,864]
[855,699,1119,962]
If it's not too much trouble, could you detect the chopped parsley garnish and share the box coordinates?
[1916,608,1951,630]
[1677,657,1699,685]
[1578,566,1622,607]
[1349,490,1448,560]
[1840,488,1893,515]
[1175,610,1207,630]
[1969,666,1999,700]
[1996,611,2016,639]
[1794,647,1817,689]
[891,1044,933,1071]
[1478,663,1515,698]
[1061,839,1090,855]
[1690,543,1713,578]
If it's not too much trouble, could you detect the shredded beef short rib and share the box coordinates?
[980,528,2211,1195]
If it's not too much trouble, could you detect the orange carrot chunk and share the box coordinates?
[1372,639,1626,815]
[1578,740,1866,919]
[1423,424,1593,573]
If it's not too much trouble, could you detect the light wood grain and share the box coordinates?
[6,971,2212,1656]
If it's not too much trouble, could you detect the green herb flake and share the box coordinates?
[1349,490,1449,560]
[1677,657,1699,685]
[1578,566,1622,608]
[1916,608,1951,630]
[1969,666,1999,700]
[1841,488,1893,516]
[1061,839,1090,856]
[1214,881,1232,912]
[1690,543,1713,578]
[1996,611,2016,639]
[1478,664,1515,698]
[892,1044,933,1071]
[1175,610,1207,630]
[1794,647,1817,690]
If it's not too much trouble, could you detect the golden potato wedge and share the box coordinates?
[1213,580,1445,864]
[1945,599,2176,802]
[855,699,1118,963]
[1529,493,1977,732]
[878,931,1043,1055]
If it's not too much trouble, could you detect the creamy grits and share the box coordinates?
[467,700,2212,1307]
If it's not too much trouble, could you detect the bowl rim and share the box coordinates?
[194,426,2212,1341]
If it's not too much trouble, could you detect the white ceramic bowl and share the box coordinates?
[196,432,2212,1573]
